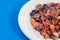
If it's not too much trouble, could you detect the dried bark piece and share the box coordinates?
[50,10,60,19]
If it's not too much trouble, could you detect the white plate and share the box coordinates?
[18,0,60,40]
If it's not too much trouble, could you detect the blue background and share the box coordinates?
[0,0,29,40]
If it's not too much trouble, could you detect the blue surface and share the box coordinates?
[0,0,29,40]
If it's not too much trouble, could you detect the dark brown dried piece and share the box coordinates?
[39,4,49,13]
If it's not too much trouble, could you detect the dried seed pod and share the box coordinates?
[36,4,41,10]
[53,32,59,37]
[57,16,60,20]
